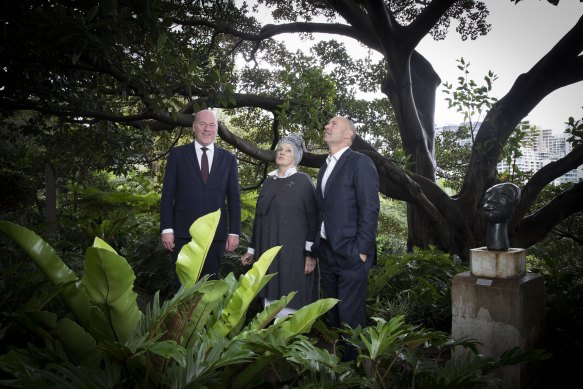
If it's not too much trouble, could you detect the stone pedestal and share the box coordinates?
[470,247,526,279]
[452,253,545,388]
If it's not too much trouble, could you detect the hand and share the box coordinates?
[359,253,367,262]
[225,235,240,252]
[305,256,316,274]
[241,252,254,266]
[161,232,175,251]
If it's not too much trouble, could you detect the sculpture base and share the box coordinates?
[452,271,545,389]
[470,247,525,279]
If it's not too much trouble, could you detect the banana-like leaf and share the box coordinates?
[230,358,271,389]
[92,237,117,253]
[176,209,220,287]
[212,246,281,337]
[276,298,339,342]
[55,318,103,366]
[23,310,58,342]
[142,340,187,367]
[0,221,91,328]
[22,311,101,366]
[244,291,296,332]
[80,245,142,343]
[181,280,229,348]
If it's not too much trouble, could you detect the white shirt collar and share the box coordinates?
[194,140,214,152]
[267,166,297,179]
[328,146,349,162]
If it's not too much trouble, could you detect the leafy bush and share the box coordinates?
[0,212,341,388]
[1,213,546,388]
[368,248,467,331]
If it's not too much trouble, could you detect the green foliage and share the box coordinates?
[442,58,498,143]
[377,196,408,254]
[276,63,338,136]
[526,186,583,365]
[368,248,467,330]
[439,58,498,191]
[0,213,340,388]
[434,126,472,192]
[346,315,549,389]
[213,246,282,337]
[564,115,583,147]
[0,221,92,328]
[0,118,45,218]
[176,210,220,287]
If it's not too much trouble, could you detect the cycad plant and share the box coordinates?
[0,210,341,388]
[346,315,549,389]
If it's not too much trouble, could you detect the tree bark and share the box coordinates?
[45,162,57,235]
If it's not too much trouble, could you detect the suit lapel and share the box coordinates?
[316,161,326,201]
[185,144,204,184]
[323,148,352,197]
[208,146,222,183]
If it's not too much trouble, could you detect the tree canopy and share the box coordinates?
[1,0,582,259]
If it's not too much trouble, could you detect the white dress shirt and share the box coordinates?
[320,146,350,239]
[162,141,224,236]
[194,140,215,173]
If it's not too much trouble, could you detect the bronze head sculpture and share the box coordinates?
[483,183,521,251]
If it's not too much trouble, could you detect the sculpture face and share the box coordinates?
[483,183,520,224]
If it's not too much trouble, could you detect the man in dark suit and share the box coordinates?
[313,115,380,336]
[160,109,241,279]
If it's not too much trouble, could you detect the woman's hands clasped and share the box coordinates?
[240,252,254,266]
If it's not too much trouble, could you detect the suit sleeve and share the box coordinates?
[160,148,177,232]
[354,155,380,256]
[226,154,241,235]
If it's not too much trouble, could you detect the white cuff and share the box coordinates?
[161,228,174,235]
[247,247,255,255]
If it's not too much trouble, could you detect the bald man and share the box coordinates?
[312,116,380,359]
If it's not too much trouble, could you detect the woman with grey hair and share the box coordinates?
[240,133,319,317]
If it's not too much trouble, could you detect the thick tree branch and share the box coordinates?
[0,99,176,124]
[363,0,399,55]
[512,182,583,248]
[174,17,378,49]
[552,228,583,245]
[460,14,583,205]
[218,122,275,162]
[406,0,458,48]
[511,145,583,226]
[326,0,375,37]
[546,55,583,91]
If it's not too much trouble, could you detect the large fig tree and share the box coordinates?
[1,0,581,259]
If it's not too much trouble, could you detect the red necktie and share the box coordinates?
[201,147,209,183]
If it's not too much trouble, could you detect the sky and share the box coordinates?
[417,1,583,133]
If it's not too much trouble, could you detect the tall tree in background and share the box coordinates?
[1,0,581,259]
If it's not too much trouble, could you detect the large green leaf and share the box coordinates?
[80,242,142,343]
[276,298,339,342]
[176,209,220,287]
[0,221,91,328]
[55,318,102,366]
[23,310,101,366]
[182,280,229,348]
[212,246,281,337]
[244,291,296,332]
[92,236,118,253]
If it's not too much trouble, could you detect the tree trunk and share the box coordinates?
[45,161,57,234]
